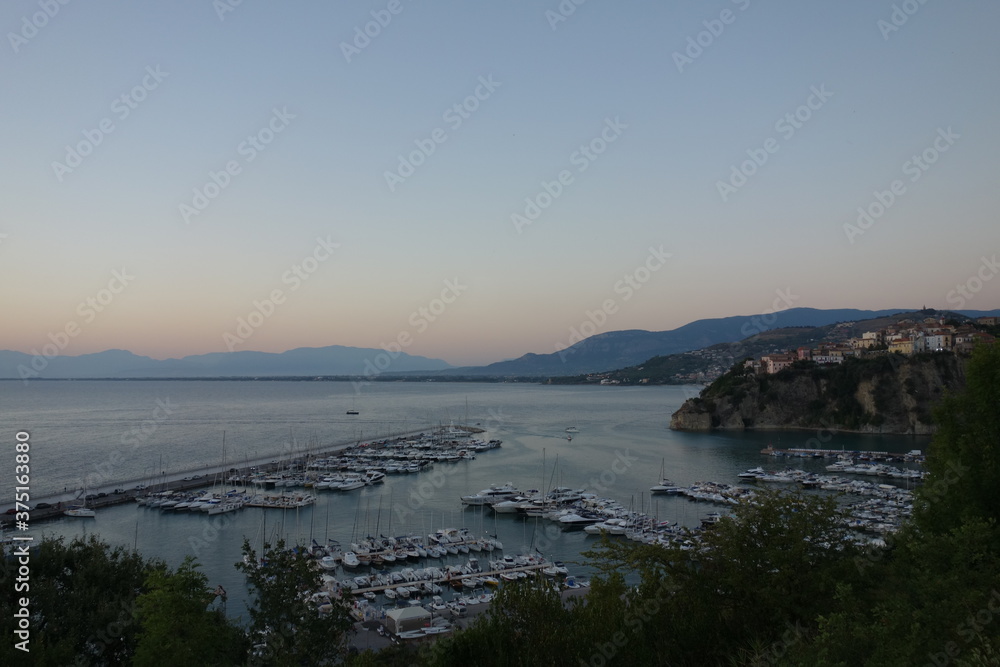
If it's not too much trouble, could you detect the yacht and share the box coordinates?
[364,470,386,485]
[460,483,519,506]
[64,506,96,518]
[649,479,684,495]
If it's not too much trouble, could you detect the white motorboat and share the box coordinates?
[335,476,366,491]
[460,483,519,506]
[364,470,386,485]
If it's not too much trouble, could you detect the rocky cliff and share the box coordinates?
[669,353,966,435]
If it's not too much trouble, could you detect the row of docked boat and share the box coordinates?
[824,458,925,480]
[301,433,502,472]
[137,489,253,514]
[733,467,914,533]
[327,552,567,605]
[137,488,318,513]
[224,432,503,496]
[336,529,505,570]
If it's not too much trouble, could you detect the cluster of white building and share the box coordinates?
[750,316,996,375]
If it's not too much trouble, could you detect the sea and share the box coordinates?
[0,380,929,621]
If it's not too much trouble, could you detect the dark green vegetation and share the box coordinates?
[237,538,353,665]
[4,342,998,665]
[0,537,351,666]
[670,351,966,434]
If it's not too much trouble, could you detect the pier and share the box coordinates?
[345,561,551,597]
[2,424,474,527]
[760,446,924,462]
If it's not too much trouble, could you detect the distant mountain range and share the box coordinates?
[3,308,998,379]
[440,308,1000,377]
[0,346,453,380]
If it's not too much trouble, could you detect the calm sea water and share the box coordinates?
[1,380,928,620]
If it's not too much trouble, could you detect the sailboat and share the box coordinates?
[649,459,682,495]
[65,486,96,517]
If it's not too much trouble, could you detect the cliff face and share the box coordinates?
[669,353,966,435]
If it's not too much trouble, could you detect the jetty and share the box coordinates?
[1,424,486,527]
[760,446,924,462]
[345,561,551,597]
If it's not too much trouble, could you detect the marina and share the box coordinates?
[1,380,932,626]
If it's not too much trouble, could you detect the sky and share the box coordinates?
[1,1,998,367]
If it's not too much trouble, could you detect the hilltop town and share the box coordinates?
[751,315,997,375]
[550,311,998,386]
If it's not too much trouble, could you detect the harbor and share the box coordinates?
[0,380,935,630]
[2,423,490,526]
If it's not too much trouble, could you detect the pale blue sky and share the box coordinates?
[2,1,998,365]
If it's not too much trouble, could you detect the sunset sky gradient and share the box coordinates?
[2,1,998,366]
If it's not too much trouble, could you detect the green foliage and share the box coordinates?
[427,577,578,666]
[0,534,160,666]
[577,492,863,666]
[236,538,354,666]
[702,360,755,399]
[134,557,246,666]
[917,342,1000,536]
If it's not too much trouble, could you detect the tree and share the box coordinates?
[0,534,159,666]
[916,341,1000,536]
[236,538,353,665]
[426,576,579,666]
[584,490,863,665]
[134,557,246,666]
[784,342,1000,665]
